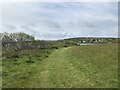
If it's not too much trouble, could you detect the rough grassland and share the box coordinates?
[2,43,118,88]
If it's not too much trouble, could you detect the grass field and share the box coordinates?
[2,43,118,88]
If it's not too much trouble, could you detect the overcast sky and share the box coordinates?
[1,2,118,40]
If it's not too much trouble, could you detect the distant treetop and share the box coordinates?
[1,32,35,42]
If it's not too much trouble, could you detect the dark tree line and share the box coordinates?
[1,32,62,51]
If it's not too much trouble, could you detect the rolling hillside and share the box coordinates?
[2,43,118,88]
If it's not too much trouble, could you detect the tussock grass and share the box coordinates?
[2,43,118,88]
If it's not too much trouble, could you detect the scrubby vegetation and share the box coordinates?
[1,32,119,88]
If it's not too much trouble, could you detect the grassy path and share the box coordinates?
[38,47,88,88]
[29,44,118,88]
[2,44,118,88]
[29,47,85,88]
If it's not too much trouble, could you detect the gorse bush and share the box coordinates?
[2,48,19,59]
[52,46,59,49]
[2,32,119,61]
[26,60,35,64]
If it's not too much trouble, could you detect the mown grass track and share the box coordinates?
[2,43,118,88]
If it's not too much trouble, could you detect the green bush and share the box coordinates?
[52,46,58,49]
[26,60,35,64]
[3,51,19,59]
[63,45,68,47]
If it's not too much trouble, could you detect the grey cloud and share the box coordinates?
[41,20,60,29]
[20,25,38,36]
[2,24,17,33]
[20,25,30,30]
[34,31,73,40]
[67,22,76,28]
[77,21,95,28]
[76,17,117,30]
[27,23,36,27]
[4,24,16,30]
[2,2,118,39]
[35,33,65,40]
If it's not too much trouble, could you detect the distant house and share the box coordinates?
[76,43,81,46]
[83,41,86,43]
[98,39,103,43]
